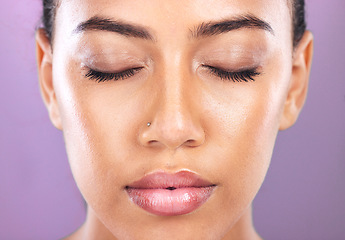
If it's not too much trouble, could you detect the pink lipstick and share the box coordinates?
[125,171,216,216]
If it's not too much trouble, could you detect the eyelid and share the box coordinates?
[84,66,144,82]
[202,65,261,82]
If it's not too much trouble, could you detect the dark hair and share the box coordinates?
[292,0,307,48]
[42,0,56,42]
[42,0,306,48]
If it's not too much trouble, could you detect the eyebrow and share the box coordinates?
[73,14,273,41]
[191,14,274,38]
[73,16,154,40]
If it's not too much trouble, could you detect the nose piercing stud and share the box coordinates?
[147,122,151,127]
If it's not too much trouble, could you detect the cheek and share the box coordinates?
[201,66,290,214]
[52,61,141,205]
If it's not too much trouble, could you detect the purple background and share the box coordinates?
[0,0,344,239]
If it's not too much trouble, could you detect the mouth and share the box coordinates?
[125,170,216,216]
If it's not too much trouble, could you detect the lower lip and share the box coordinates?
[126,186,215,216]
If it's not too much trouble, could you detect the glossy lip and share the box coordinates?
[125,170,216,216]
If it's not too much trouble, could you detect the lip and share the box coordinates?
[125,171,216,216]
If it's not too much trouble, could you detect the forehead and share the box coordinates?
[54,0,292,47]
[57,0,290,25]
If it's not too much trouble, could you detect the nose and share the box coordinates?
[138,67,205,150]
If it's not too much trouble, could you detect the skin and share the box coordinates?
[36,0,313,239]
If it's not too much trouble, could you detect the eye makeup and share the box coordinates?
[84,67,144,83]
[80,36,266,83]
[194,47,265,83]
[83,65,261,83]
[202,65,261,82]
[76,37,149,83]
[193,32,268,83]
[79,50,148,83]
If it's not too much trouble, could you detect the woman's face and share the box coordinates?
[42,0,302,239]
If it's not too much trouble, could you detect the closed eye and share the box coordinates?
[84,65,260,83]
[84,67,144,83]
[203,65,261,82]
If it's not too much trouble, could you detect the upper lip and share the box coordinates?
[126,170,215,189]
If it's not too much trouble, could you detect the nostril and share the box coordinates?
[148,140,158,144]
[185,139,202,147]
[138,116,205,149]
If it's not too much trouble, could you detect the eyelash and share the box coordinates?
[203,65,260,82]
[84,67,144,83]
[84,65,260,83]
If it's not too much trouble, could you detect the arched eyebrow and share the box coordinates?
[73,16,155,41]
[190,14,274,38]
[73,14,273,41]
